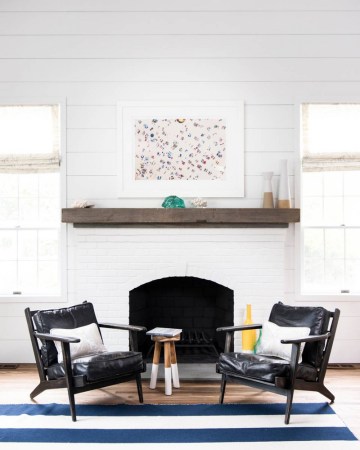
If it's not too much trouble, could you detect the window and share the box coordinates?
[0,105,63,298]
[300,104,360,295]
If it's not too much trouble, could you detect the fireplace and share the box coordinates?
[66,226,287,361]
[129,276,234,363]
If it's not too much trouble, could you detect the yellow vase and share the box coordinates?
[242,304,257,353]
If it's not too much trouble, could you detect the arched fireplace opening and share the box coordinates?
[129,276,234,363]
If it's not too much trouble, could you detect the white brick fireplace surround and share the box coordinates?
[68,226,288,352]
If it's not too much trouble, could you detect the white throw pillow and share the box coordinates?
[255,321,311,361]
[50,323,107,363]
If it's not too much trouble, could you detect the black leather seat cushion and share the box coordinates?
[33,302,100,367]
[217,352,317,384]
[47,351,145,382]
[269,302,331,367]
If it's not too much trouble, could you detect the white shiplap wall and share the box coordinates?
[1,0,360,362]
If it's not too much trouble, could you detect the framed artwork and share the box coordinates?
[117,101,244,197]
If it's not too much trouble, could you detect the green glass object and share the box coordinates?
[254,329,262,354]
[161,195,185,208]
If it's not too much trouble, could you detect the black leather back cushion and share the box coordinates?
[268,302,331,367]
[33,302,99,367]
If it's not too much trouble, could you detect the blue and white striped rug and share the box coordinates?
[0,402,357,449]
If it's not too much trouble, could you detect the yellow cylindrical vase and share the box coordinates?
[242,304,257,353]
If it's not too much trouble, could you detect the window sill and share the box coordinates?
[0,295,67,304]
[295,293,360,302]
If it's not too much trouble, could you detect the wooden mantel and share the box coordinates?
[62,208,300,228]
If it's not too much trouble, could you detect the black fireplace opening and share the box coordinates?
[129,276,234,363]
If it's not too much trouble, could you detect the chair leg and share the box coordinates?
[136,374,144,403]
[285,390,294,425]
[318,384,335,403]
[219,375,227,404]
[30,382,48,399]
[67,387,77,422]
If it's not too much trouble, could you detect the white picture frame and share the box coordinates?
[117,101,244,198]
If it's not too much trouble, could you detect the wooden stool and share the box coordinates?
[149,334,180,395]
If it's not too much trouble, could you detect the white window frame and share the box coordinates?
[0,98,67,304]
[295,97,360,303]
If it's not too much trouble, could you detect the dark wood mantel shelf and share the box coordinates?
[62,208,300,228]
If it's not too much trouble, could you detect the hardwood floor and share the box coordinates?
[1,363,359,438]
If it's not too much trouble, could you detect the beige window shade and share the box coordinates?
[0,105,60,173]
[302,103,360,172]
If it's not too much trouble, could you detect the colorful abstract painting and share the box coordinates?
[134,118,226,181]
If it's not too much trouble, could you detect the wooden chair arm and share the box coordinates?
[216,324,262,353]
[281,332,331,345]
[216,324,263,333]
[99,323,147,333]
[34,331,80,344]
[98,323,146,352]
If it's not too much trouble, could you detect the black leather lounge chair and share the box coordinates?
[216,302,340,424]
[25,301,147,421]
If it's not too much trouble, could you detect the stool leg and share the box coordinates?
[164,341,172,395]
[150,341,161,390]
[170,341,180,388]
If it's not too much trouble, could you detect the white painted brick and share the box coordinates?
[67,227,287,342]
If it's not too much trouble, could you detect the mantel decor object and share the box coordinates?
[161,195,185,208]
[71,200,94,208]
[277,159,291,208]
[262,172,274,208]
[242,304,257,353]
[191,198,207,208]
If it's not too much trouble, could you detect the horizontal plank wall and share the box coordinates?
[0,0,359,362]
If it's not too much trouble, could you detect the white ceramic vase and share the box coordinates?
[277,159,291,208]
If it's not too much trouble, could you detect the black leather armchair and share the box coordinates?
[25,301,147,421]
[216,302,340,424]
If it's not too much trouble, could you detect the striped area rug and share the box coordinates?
[0,402,357,449]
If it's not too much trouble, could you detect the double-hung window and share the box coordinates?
[300,104,360,295]
[0,105,63,298]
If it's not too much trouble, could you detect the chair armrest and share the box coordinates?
[281,332,331,345]
[98,323,146,352]
[281,332,332,386]
[34,331,78,382]
[33,329,77,388]
[99,323,147,333]
[34,331,80,344]
[217,324,262,333]
[216,324,262,353]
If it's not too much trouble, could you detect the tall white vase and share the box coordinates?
[277,159,291,208]
[262,172,274,208]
